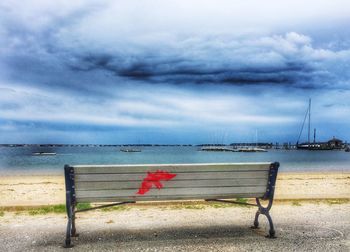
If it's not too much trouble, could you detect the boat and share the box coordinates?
[237,147,267,152]
[296,99,339,150]
[345,146,350,152]
[296,98,334,150]
[200,146,239,152]
[237,130,268,152]
[296,98,312,149]
[251,147,268,152]
[32,152,56,156]
[120,148,141,153]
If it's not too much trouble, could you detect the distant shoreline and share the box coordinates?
[0,144,195,147]
[1,143,348,152]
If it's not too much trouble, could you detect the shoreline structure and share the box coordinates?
[0,140,348,149]
[1,172,349,207]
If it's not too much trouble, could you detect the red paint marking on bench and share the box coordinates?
[137,170,177,195]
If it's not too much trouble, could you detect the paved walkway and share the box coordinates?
[1,203,349,251]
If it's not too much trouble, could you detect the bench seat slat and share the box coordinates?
[75,178,268,191]
[75,186,266,198]
[73,163,271,174]
[75,171,268,182]
[76,193,264,203]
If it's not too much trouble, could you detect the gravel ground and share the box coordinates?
[1,203,349,251]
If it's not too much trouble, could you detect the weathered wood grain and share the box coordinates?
[75,171,268,182]
[76,193,265,203]
[75,186,266,198]
[75,178,268,191]
[73,163,271,174]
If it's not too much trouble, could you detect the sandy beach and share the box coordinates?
[0,172,349,207]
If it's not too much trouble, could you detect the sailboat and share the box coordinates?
[237,130,267,152]
[296,98,311,149]
[296,99,333,150]
[251,129,268,152]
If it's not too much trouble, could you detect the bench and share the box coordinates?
[64,162,279,247]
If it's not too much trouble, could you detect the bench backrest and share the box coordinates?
[65,162,279,203]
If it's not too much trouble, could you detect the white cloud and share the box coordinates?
[50,0,350,43]
[0,81,306,130]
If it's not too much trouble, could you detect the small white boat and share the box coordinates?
[32,152,56,156]
[251,147,268,152]
[120,148,141,153]
[238,147,267,152]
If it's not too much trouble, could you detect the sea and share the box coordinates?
[0,146,349,175]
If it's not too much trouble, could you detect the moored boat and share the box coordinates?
[237,147,267,152]
[120,148,141,152]
[200,146,239,152]
[32,152,56,156]
[296,99,342,150]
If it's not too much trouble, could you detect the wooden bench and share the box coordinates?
[64,162,279,247]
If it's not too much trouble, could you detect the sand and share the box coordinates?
[1,172,349,207]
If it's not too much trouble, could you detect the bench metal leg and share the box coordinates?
[206,198,276,238]
[64,165,77,248]
[252,210,260,229]
[64,213,74,247]
[265,211,275,238]
[65,214,73,248]
[64,192,74,248]
[251,198,276,238]
[71,212,79,237]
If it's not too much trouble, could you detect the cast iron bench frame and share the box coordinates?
[64,162,279,247]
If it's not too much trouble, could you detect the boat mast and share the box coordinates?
[308,98,311,148]
[313,128,316,144]
[296,98,312,148]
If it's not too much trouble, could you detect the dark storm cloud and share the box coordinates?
[68,52,313,85]
[1,0,349,94]
[5,31,348,94]
[1,1,349,93]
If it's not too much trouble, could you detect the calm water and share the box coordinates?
[0,146,349,175]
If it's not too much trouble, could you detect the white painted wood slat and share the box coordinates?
[75,178,268,191]
[75,171,268,182]
[76,193,263,202]
[73,163,271,174]
[75,186,266,198]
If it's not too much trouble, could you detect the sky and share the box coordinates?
[0,0,350,144]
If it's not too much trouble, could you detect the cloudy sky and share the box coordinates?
[0,0,350,144]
